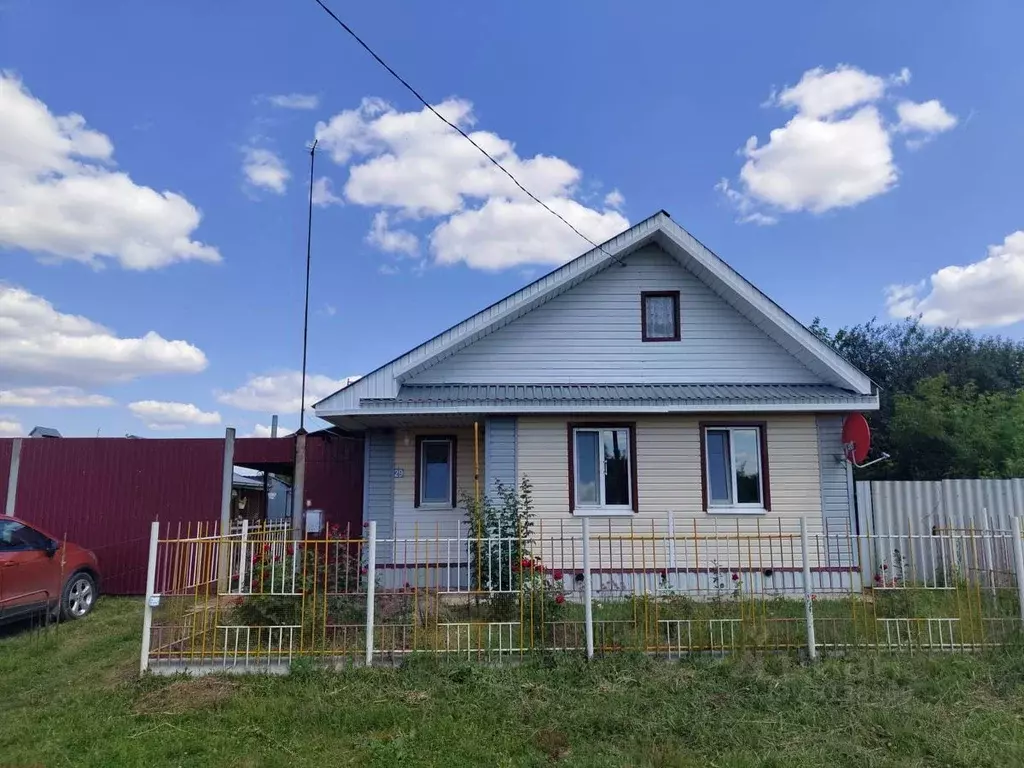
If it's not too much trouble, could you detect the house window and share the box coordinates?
[641,290,680,342]
[415,436,457,507]
[701,424,771,512]
[569,424,638,514]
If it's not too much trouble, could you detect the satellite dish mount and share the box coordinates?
[841,412,890,469]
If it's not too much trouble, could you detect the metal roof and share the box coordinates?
[362,383,877,410]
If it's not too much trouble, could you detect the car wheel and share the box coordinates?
[61,572,96,620]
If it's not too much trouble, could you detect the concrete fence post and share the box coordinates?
[582,517,594,660]
[1011,517,1024,627]
[218,428,236,592]
[140,520,160,675]
[365,520,377,666]
[800,517,817,662]
[4,438,21,517]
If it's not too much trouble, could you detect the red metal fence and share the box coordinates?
[0,432,363,594]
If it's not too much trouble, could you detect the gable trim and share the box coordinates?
[315,211,872,415]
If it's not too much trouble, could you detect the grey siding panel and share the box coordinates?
[365,430,395,561]
[483,417,517,498]
[817,415,854,565]
[408,245,822,386]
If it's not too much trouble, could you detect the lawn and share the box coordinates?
[3,599,1024,767]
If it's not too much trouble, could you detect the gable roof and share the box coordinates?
[316,211,874,416]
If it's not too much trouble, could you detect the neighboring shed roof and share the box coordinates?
[29,426,61,438]
[316,211,876,418]
[357,383,877,414]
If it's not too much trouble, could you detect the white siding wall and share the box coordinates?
[408,245,821,385]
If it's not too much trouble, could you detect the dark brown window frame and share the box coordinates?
[414,434,458,508]
[567,422,640,513]
[698,421,771,512]
[640,290,681,342]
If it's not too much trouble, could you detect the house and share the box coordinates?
[314,211,878,580]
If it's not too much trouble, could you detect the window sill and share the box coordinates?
[705,507,767,515]
[572,507,635,517]
[418,502,456,511]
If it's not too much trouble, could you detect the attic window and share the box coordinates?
[641,291,680,342]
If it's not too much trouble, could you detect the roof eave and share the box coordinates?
[318,394,879,418]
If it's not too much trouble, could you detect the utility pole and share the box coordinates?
[293,140,317,541]
[298,139,317,433]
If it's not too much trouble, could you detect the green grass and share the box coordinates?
[3,599,1024,767]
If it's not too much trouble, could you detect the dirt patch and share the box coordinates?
[134,677,239,715]
[534,728,571,762]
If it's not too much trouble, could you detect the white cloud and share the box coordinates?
[0,418,23,437]
[886,231,1024,328]
[603,189,625,210]
[249,423,296,438]
[895,99,958,134]
[720,65,956,223]
[217,371,361,414]
[0,386,114,407]
[128,400,221,430]
[0,72,219,270]
[742,107,896,213]
[378,263,400,276]
[366,212,419,256]
[311,177,343,206]
[431,197,628,271]
[265,93,319,110]
[774,65,887,118]
[242,147,289,194]
[0,283,208,386]
[315,97,628,269]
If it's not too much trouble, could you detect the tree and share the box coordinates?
[809,318,1024,480]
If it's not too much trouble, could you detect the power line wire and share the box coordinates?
[311,0,624,265]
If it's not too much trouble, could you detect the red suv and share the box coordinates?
[0,517,100,625]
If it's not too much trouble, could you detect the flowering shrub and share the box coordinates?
[461,477,535,593]
[231,536,368,631]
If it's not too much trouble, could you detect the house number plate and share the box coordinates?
[393,468,404,478]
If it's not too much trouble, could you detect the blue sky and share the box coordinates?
[1,1,1022,437]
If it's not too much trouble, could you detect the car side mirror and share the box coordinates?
[44,540,59,558]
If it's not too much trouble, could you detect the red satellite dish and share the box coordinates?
[841,413,871,464]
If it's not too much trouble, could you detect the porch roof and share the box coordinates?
[360,383,878,412]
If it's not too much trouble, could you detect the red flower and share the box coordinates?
[811,594,818,601]
[520,558,532,570]
[404,582,411,590]
[360,566,368,575]
[535,564,545,574]
[731,573,740,582]
[251,555,260,563]
[554,593,565,605]
[882,564,888,571]
[263,544,271,552]
[553,569,564,580]
[274,555,281,562]
[286,544,294,555]
[874,574,883,583]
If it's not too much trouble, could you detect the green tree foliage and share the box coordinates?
[809,318,1024,479]
[889,375,1024,480]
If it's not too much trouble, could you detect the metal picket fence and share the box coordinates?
[140,515,1024,674]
